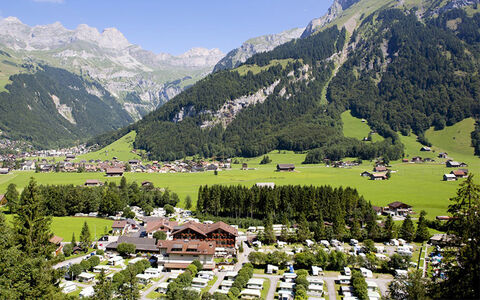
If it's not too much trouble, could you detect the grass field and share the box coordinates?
[234,59,295,76]
[3,214,113,240]
[341,110,384,142]
[75,131,143,162]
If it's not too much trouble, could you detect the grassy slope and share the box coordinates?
[76,131,142,162]
[341,110,384,142]
[426,118,478,163]
[3,214,112,241]
[234,59,295,76]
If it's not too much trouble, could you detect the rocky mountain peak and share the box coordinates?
[301,0,361,38]
[99,27,130,49]
[3,16,22,23]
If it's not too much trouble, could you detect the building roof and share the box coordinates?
[49,235,63,244]
[451,170,467,176]
[388,202,411,209]
[106,236,158,252]
[277,164,295,169]
[112,220,127,229]
[105,167,124,174]
[85,179,102,185]
[157,239,216,255]
[145,218,178,233]
[172,221,238,237]
[374,166,387,172]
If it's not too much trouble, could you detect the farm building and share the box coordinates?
[276,164,295,172]
[105,167,124,176]
[443,174,457,181]
[386,202,412,216]
[451,169,468,178]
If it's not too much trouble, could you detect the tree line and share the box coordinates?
[5,177,179,217]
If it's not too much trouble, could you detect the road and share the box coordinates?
[140,274,168,300]
[54,253,91,269]
[253,274,281,300]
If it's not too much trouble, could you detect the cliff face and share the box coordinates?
[0,17,225,120]
[301,0,361,38]
[213,27,304,72]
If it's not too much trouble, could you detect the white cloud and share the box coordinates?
[33,0,65,3]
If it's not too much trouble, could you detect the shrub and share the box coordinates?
[117,243,136,257]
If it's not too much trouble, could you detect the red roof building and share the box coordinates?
[172,221,238,248]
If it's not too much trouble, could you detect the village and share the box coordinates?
[47,196,453,300]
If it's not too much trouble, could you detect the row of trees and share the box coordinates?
[197,184,375,240]
[5,177,179,217]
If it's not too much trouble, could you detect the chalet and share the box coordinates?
[411,157,423,163]
[446,161,460,168]
[386,202,412,216]
[0,168,9,174]
[84,179,103,187]
[277,164,295,172]
[420,146,431,151]
[206,164,218,171]
[373,166,387,172]
[370,173,388,180]
[361,171,371,177]
[443,174,457,181]
[111,220,129,235]
[451,169,468,179]
[128,160,140,166]
[171,221,238,248]
[106,236,159,253]
[66,154,76,160]
[402,159,409,163]
[157,240,216,270]
[372,206,383,215]
[22,160,35,171]
[438,152,448,158]
[105,167,124,176]
[141,181,153,188]
[144,218,178,238]
[429,234,456,246]
[241,163,248,170]
[49,235,64,256]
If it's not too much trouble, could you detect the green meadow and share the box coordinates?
[1,117,478,222]
[3,214,113,241]
[341,110,384,142]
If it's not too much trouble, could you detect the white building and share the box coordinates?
[78,272,95,283]
[360,268,373,278]
[247,278,264,290]
[79,286,94,298]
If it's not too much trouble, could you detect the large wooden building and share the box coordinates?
[171,221,238,248]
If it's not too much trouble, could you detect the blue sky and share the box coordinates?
[1,0,332,55]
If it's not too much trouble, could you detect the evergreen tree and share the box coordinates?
[383,214,395,241]
[399,215,415,243]
[71,232,76,246]
[80,221,91,251]
[185,195,192,210]
[14,178,53,257]
[414,211,430,242]
[434,174,480,299]
[120,176,127,191]
[262,214,275,244]
[296,214,313,242]
[93,269,113,300]
[350,218,362,240]
[280,215,291,242]
[5,183,19,214]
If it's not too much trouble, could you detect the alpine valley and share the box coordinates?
[92,0,480,161]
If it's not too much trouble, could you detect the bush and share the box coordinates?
[63,243,73,257]
[352,270,368,300]
[164,204,175,216]
[153,231,167,241]
[192,259,203,271]
[117,243,136,257]
[96,249,104,255]
[88,256,100,269]
[80,259,91,271]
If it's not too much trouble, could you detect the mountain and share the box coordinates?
[0,62,133,148]
[301,0,361,38]
[0,17,224,120]
[213,27,305,72]
[92,0,480,161]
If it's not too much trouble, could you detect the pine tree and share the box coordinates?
[71,232,76,246]
[350,218,362,240]
[5,183,19,214]
[383,214,395,241]
[80,221,91,251]
[296,214,313,242]
[120,176,127,191]
[263,214,275,244]
[185,195,192,210]
[399,215,415,242]
[93,269,113,300]
[280,215,291,242]
[14,178,53,257]
[414,211,429,242]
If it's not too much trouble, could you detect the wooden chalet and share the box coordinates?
[84,179,103,187]
[172,221,238,248]
[105,167,124,177]
[49,235,64,256]
[277,164,295,172]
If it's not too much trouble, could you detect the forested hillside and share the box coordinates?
[0,65,132,148]
[92,2,480,161]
